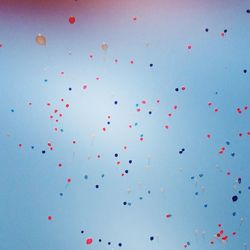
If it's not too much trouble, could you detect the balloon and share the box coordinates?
[101,42,108,51]
[69,16,75,24]
[36,34,46,45]
[86,238,93,245]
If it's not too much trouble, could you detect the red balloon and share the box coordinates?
[86,238,93,245]
[69,16,76,24]
[222,236,228,241]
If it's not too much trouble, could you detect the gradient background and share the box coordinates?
[0,0,250,249]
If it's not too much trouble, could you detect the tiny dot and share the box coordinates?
[69,16,76,24]
[114,101,118,105]
[86,238,93,245]
[205,28,209,32]
[175,87,179,92]
[149,63,153,67]
[150,236,154,241]
[232,195,238,202]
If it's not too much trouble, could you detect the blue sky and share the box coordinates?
[0,0,250,250]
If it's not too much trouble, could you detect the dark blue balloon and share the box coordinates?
[232,195,238,202]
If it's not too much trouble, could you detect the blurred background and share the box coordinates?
[0,0,250,249]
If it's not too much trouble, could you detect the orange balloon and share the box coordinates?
[101,42,108,51]
[36,34,46,45]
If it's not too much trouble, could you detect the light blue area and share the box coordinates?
[0,1,250,250]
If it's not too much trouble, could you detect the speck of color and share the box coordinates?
[69,16,76,24]
[232,195,238,202]
[86,238,93,245]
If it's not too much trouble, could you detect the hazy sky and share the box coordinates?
[0,1,250,250]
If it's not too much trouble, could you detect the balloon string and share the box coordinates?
[91,135,95,146]
[72,151,75,164]
[148,156,151,166]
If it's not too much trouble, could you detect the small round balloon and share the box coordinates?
[69,16,76,24]
[101,42,108,51]
[36,34,46,46]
